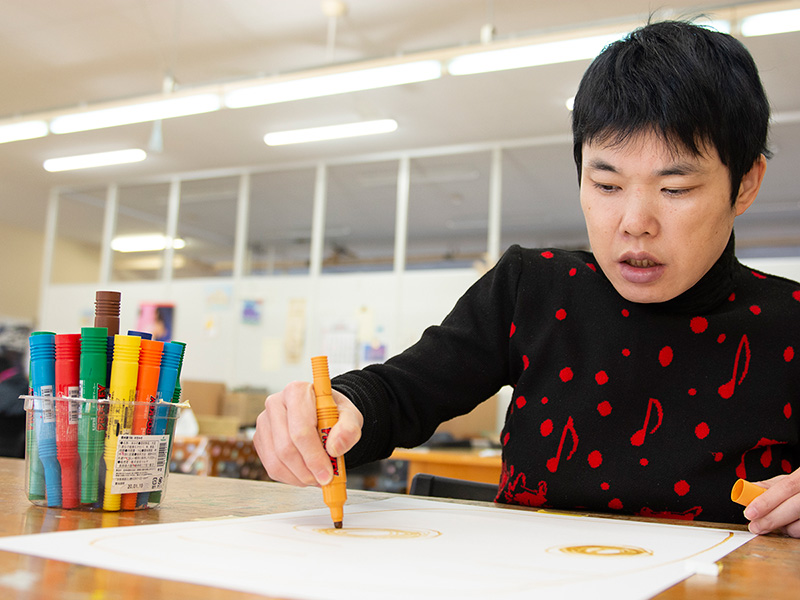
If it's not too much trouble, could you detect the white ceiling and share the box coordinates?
[2,0,799,265]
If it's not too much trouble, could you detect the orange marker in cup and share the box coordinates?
[311,355,347,529]
[731,479,766,506]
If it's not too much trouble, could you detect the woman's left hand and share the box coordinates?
[744,469,800,537]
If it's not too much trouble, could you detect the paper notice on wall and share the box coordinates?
[284,298,306,364]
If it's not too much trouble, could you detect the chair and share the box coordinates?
[409,473,498,502]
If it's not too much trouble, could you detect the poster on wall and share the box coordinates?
[137,303,175,342]
[241,299,263,325]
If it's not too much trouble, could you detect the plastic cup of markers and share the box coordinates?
[22,395,187,511]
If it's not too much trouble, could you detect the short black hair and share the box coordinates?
[571,20,771,204]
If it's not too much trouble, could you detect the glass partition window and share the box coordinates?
[174,176,239,279]
[323,161,398,273]
[501,145,587,253]
[406,152,491,270]
[52,188,106,284]
[112,183,171,281]
[248,169,315,275]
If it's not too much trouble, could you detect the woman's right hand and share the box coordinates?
[253,381,363,487]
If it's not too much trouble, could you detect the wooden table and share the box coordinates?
[0,457,798,599]
[391,447,503,488]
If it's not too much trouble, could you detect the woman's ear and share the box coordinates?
[734,154,767,217]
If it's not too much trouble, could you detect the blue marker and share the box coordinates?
[30,333,61,507]
[149,341,186,505]
[138,341,181,507]
[27,331,55,501]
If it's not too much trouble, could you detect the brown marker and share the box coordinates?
[94,291,121,336]
[311,355,347,528]
[731,478,766,506]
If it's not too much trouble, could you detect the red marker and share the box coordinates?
[55,333,81,509]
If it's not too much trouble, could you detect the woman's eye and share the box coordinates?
[594,183,618,193]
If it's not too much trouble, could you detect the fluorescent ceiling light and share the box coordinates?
[225,60,441,108]
[741,9,800,37]
[0,120,48,144]
[111,234,186,253]
[43,149,147,172]
[49,94,221,133]
[264,119,398,146]
[448,32,626,75]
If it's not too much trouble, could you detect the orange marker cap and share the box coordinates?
[731,479,766,507]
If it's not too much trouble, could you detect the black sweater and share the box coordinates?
[333,237,800,524]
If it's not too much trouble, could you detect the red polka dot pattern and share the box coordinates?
[690,317,708,333]
[658,346,673,367]
[597,401,612,416]
[490,245,799,523]
[674,480,690,496]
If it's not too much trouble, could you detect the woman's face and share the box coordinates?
[580,132,763,304]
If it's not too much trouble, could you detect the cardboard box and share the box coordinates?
[182,380,226,416]
[223,389,267,427]
[436,395,499,440]
[196,415,241,437]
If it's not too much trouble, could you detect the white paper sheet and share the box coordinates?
[0,497,754,600]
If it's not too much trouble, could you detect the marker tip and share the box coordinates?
[334,521,343,529]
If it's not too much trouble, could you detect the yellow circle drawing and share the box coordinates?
[551,544,653,557]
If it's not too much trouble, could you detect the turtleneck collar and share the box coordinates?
[659,232,737,314]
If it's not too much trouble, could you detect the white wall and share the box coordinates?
[743,256,800,282]
[40,269,478,393]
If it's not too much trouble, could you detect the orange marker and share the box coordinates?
[731,479,766,506]
[311,355,347,528]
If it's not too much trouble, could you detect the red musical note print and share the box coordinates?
[735,437,787,479]
[630,398,663,447]
[499,464,547,507]
[546,416,578,473]
[718,334,750,399]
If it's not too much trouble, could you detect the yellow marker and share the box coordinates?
[311,355,347,528]
[731,478,766,507]
[102,335,141,511]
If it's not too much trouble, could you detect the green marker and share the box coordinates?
[78,326,108,504]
